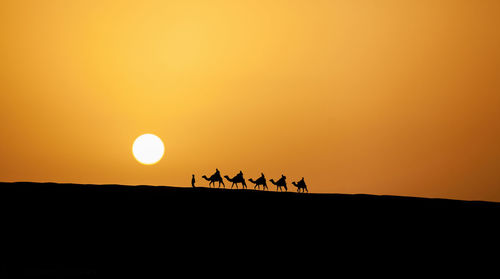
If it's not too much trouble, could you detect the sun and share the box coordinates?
[132,134,165,165]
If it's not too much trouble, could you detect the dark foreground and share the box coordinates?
[1,182,499,276]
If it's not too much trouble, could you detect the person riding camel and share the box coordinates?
[213,168,221,178]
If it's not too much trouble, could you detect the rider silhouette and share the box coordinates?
[213,168,221,179]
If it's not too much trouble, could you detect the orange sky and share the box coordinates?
[1,0,499,201]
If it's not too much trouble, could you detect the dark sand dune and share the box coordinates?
[1,182,499,276]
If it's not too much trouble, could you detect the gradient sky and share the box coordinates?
[1,0,499,201]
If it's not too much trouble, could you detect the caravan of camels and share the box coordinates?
[195,169,308,193]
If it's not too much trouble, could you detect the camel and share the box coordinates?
[292,178,308,193]
[249,173,267,190]
[269,175,287,192]
[224,172,247,189]
[202,173,225,188]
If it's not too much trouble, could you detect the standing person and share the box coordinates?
[191,174,196,188]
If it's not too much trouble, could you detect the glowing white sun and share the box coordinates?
[132,134,164,165]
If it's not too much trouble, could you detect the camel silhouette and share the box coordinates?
[224,171,247,189]
[202,173,225,188]
[249,173,267,190]
[270,175,287,192]
[292,177,308,193]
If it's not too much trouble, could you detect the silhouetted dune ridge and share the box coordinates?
[1,182,499,276]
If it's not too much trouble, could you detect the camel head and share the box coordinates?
[224,175,231,181]
[202,175,208,180]
[292,182,298,186]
